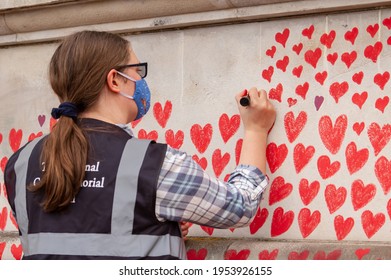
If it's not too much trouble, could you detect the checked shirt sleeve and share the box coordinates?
[155,147,268,228]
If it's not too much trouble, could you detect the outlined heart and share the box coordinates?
[153,101,172,128]
[317,155,341,179]
[325,184,347,214]
[284,111,307,143]
[266,143,288,173]
[299,179,320,206]
[187,248,208,260]
[271,207,294,237]
[351,179,376,211]
[212,149,230,178]
[375,156,391,195]
[249,207,268,234]
[224,249,251,260]
[293,143,315,173]
[345,141,369,174]
[269,176,293,205]
[288,250,309,260]
[313,250,342,260]
[9,128,23,153]
[258,249,279,260]
[329,81,349,103]
[190,123,213,154]
[318,114,347,154]
[334,215,354,240]
[361,210,385,239]
[219,113,240,143]
[165,129,184,149]
[367,123,391,156]
[298,208,321,238]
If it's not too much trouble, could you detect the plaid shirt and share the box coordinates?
[119,125,268,229]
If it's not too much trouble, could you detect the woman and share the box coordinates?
[4,31,276,259]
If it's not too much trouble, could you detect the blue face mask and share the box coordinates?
[117,71,151,121]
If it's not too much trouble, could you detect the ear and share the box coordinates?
[106,69,121,93]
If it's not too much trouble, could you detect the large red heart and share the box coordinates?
[219,113,240,143]
[318,115,347,154]
[334,215,354,240]
[345,141,369,175]
[329,81,349,103]
[190,123,213,154]
[317,156,341,179]
[304,48,322,68]
[258,249,279,260]
[375,156,391,195]
[153,101,172,128]
[0,207,7,231]
[293,143,315,173]
[271,207,294,237]
[212,149,230,178]
[269,176,293,205]
[165,129,184,149]
[9,128,23,153]
[224,249,251,260]
[351,179,376,211]
[325,184,346,214]
[187,248,208,260]
[249,207,268,235]
[266,143,288,173]
[313,250,342,260]
[299,179,320,206]
[367,123,391,156]
[298,208,321,238]
[361,210,385,239]
[284,111,307,143]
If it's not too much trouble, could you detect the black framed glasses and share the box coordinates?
[115,62,148,78]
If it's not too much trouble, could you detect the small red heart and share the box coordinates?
[355,248,371,260]
[299,179,320,206]
[276,56,289,72]
[352,71,364,84]
[234,139,243,165]
[364,41,383,63]
[266,46,276,58]
[287,98,297,107]
[329,81,349,103]
[325,184,346,214]
[367,123,391,156]
[262,66,274,83]
[153,101,172,128]
[302,25,314,39]
[353,122,365,136]
[165,129,184,149]
[288,250,309,260]
[293,143,315,173]
[383,16,391,29]
[351,91,368,109]
[219,113,240,143]
[131,118,142,128]
[269,176,293,205]
[366,23,379,38]
[375,156,391,195]
[268,83,283,102]
[11,244,23,260]
[284,111,307,143]
[292,65,303,78]
[1,157,8,173]
[9,128,23,153]
[374,71,390,90]
[275,28,290,47]
[28,132,43,142]
[327,52,338,65]
[351,179,376,211]
[341,51,357,68]
[295,82,309,100]
[345,142,369,175]
[212,149,230,178]
[361,210,385,239]
[249,207,268,235]
[315,71,328,85]
[200,226,214,236]
[320,30,336,48]
[375,96,389,113]
[298,208,321,238]
[192,155,207,170]
[187,248,208,260]
[344,27,358,45]
[0,207,7,231]
[313,250,342,260]
[292,43,303,55]
[334,215,354,240]
[258,249,279,260]
[304,48,322,69]
[137,129,158,141]
[271,207,294,237]
[224,249,251,260]
[266,143,288,173]
[190,123,213,154]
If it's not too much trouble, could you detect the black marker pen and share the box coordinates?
[240,89,250,107]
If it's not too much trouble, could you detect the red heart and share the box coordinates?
[219,113,240,143]
[131,118,142,128]
[375,156,391,195]
[374,71,390,90]
[364,41,383,63]
[271,207,294,237]
[334,215,354,240]
[269,176,293,205]
[367,123,391,156]
[366,23,379,38]
[137,129,158,141]
[305,48,322,69]
[327,52,338,65]
[0,133,2,145]
[234,139,243,165]
[192,155,207,170]
[345,142,369,175]
[292,43,303,55]
[341,51,357,68]
[9,128,23,153]
[165,129,184,149]
[28,132,43,142]
[298,208,321,238]
[361,210,385,239]
[315,71,328,85]
[287,98,297,107]
[353,122,365,136]
[329,81,349,103]
[345,27,358,45]
[284,111,307,143]
[313,250,342,260]
[299,179,320,206]
[383,16,391,29]
[355,248,371,260]
[200,226,214,236]
[318,115,347,154]
[1,157,8,173]
[249,207,268,234]
[224,249,251,260]
[352,71,364,84]
[320,30,336,48]
[275,28,290,47]
[325,184,346,214]
[190,123,213,154]
[262,66,274,83]
[288,250,309,260]
[258,249,278,260]
[268,83,283,102]
[212,149,230,178]
[0,242,6,259]
[302,25,314,39]
[11,244,23,260]
[375,96,389,113]
[187,248,208,260]
[266,46,276,58]
[351,179,376,211]
[0,207,7,231]
[266,143,288,173]
[153,101,172,128]
[292,65,303,78]
[276,56,289,72]
[387,199,391,220]
[293,143,315,173]
[351,91,368,109]
[295,82,309,100]
[49,117,57,132]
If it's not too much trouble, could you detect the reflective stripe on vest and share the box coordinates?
[14,137,186,259]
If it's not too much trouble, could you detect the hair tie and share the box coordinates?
[51,102,78,120]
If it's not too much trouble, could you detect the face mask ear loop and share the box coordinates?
[117,71,137,82]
